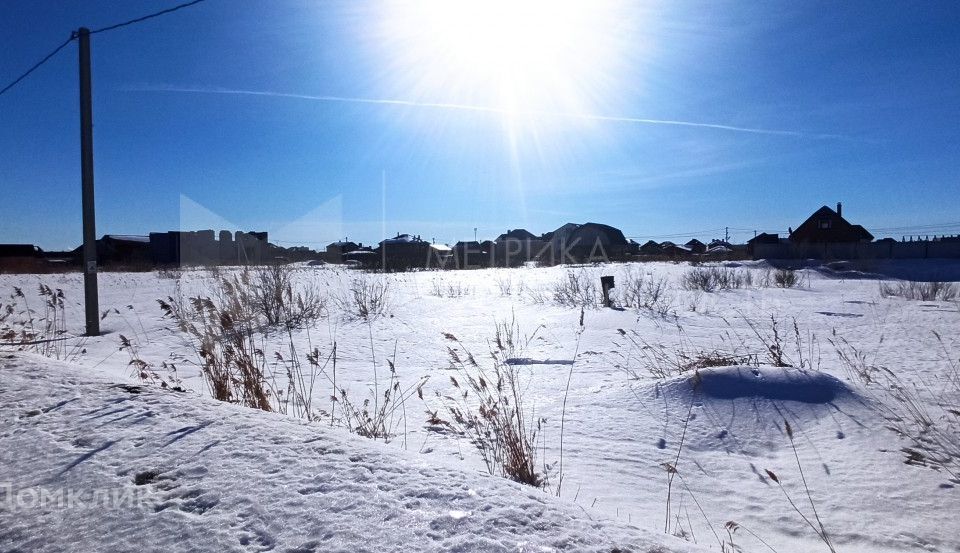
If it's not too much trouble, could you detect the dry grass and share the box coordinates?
[429,325,547,488]
[179,265,326,331]
[659,373,745,552]
[160,282,421,442]
[523,285,550,305]
[621,268,673,317]
[764,420,836,552]
[336,330,426,443]
[615,329,759,381]
[250,264,326,328]
[336,275,389,319]
[552,269,598,308]
[159,294,273,410]
[119,333,183,390]
[153,267,436,443]
[740,315,818,369]
[494,274,521,296]
[431,278,470,298]
[754,267,805,289]
[156,268,327,410]
[680,266,750,292]
[268,336,326,422]
[493,314,545,361]
[879,280,957,301]
[833,333,960,479]
[615,315,818,381]
[773,268,801,288]
[0,284,83,361]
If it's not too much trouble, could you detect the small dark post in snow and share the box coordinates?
[600,275,615,308]
[78,27,100,336]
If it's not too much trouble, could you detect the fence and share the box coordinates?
[753,240,960,260]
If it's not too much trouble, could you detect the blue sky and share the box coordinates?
[1,0,959,250]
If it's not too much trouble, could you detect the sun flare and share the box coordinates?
[379,0,629,119]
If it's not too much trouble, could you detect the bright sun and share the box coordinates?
[379,0,628,118]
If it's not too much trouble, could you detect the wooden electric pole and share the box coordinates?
[78,27,100,336]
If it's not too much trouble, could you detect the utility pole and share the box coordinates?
[78,28,100,336]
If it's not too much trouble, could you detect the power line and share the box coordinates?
[0,0,208,98]
[869,221,960,232]
[89,0,208,35]
[627,228,726,240]
[0,34,75,97]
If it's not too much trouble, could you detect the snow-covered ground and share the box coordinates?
[0,352,707,553]
[2,261,958,552]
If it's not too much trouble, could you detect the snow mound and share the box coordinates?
[677,365,849,404]
[650,366,868,455]
[0,353,706,553]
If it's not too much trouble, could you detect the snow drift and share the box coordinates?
[649,366,868,455]
[0,352,706,553]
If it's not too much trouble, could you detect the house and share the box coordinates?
[706,244,733,255]
[707,238,747,257]
[746,233,780,255]
[789,203,873,243]
[493,228,546,267]
[376,234,448,271]
[574,223,628,247]
[343,249,377,268]
[638,240,662,255]
[538,222,629,264]
[660,241,691,257]
[568,222,628,261]
[540,223,579,246]
[74,235,152,266]
[430,243,453,268]
[273,245,320,263]
[324,240,360,263]
[0,244,42,258]
[452,241,488,269]
[0,244,44,272]
[495,229,538,242]
[684,239,706,254]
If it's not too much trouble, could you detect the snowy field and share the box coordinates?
[2,260,958,552]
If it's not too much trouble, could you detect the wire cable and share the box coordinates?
[869,221,960,232]
[89,0,207,35]
[0,33,76,97]
[1,0,208,97]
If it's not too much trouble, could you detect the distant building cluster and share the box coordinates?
[0,230,272,271]
[322,222,741,271]
[2,203,959,273]
[147,230,269,266]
